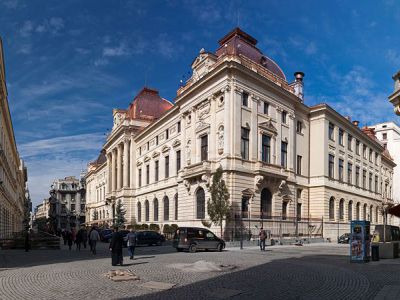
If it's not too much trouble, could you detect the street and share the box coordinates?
[1,242,400,299]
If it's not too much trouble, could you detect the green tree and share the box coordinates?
[207,167,231,237]
[114,200,126,228]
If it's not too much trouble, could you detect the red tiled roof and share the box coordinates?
[215,27,286,80]
[126,87,173,121]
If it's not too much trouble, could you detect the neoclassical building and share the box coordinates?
[390,70,400,116]
[86,28,395,239]
[0,38,29,238]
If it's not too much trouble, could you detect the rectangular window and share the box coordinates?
[155,160,159,182]
[356,140,360,155]
[348,134,352,151]
[297,203,302,221]
[156,136,159,146]
[80,204,85,211]
[339,128,344,145]
[375,175,378,193]
[348,163,353,184]
[146,165,150,185]
[369,173,373,191]
[176,150,181,172]
[263,102,269,114]
[329,122,335,140]
[339,159,344,182]
[296,155,302,175]
[369,149,373,162]
[375,153,378,165]
[71,204,75,212]
[356,166,360,187]
[383,133,387,140]
[363,145,367,159]
[282,111,287,124]
[241,127,250,160]
[165,129,169,140]
[147,141,150,151]
[201,135,208,161]
[261,134,271,163]
[138,168,142,187]
[165,156,169,178]
[177,121,181,133]
[282,202,288,220]
[242,92,249,107]
[329,154,335,178]
[281,141,288,168]
[362,170,366,189]
[296,121,303,134]
[139,147,142,156]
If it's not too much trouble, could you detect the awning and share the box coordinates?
[388,204,400,218]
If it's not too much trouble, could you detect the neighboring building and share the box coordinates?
[389,70,400,116]
[87,28,395,240]
[49,175,86,230]
[0,38,29,238]
[33,199,50,220]
[369,122,400,203]
[85,150,112,226]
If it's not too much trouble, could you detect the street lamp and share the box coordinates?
[49,188,58,234]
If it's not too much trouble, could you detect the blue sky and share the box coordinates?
[0,0,399,208]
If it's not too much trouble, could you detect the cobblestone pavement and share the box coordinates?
[1,242,400,299]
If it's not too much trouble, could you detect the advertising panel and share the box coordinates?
[350,220,370,262]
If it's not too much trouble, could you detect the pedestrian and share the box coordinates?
[24,229,30,252]
[81,226,88,249]
[109,226,124,266]
[259,227,267,251]
[66,230,73,250]
[76,227,83,251]
[89,226,100,255]
[61,229,67,245]
[126,228,137,260]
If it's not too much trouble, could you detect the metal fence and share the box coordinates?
[224,213,323,242]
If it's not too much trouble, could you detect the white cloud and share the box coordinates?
[35,17,65,35]
[19,20,34,37]
[386,49,400,65]
[288,36,317,55]
[103,42,131,57]
[17,44,32,54]
[94,58,109,66]
[1,0,21,9]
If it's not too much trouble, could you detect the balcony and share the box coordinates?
[181,161,211,180]
[253,161,288,179]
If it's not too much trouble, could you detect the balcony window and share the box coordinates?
[348,134,352,151]
[348,163,352,184]
[329,122,335,140]
[165,156,169,179]
[146,165,150,185]
[155,160,159,182]
[282,111,287,124]
[176,150,181,173]
[362,170,366,189]
[241,128,250,160]
[356,140,360,155]
[329,154,335,179]
[338,159,344,182]
[355,166,360,187]
[242,92,249,107]
[263,102,269,114]
[201,135,208,161]
[339,128,344,145]
[281,141,288,168]
[138,168,142,187]
[261,135,271,163]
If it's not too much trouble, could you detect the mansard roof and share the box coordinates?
[215,27,286,80]
[126,87,173,121]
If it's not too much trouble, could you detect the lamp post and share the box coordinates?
[49,188,58,234]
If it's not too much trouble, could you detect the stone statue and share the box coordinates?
[217,126,224,154]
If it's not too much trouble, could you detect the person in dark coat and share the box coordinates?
[109,227,124,266]
[66,230,73,250]
[76,227,83,251]
[81,227,88,249]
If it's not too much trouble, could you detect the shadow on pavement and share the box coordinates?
[0,241,176,269]
[123,253,400,300]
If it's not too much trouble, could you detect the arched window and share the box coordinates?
[329,197,335,220]
[261,188,272,219]
[153,198,159,221]
[137,202,142,222]
[363,203,367,220]
[174,194,178,220]
[376,206,379,223]
[145,200,149,222]
[369,205,373,222]
[196,188,205,219]
[356,202,360,220]
[339,198,344,220]
[348,201,353,221]
[163,196,169,221]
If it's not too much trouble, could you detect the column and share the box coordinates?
[223,85,231,156]
[111,149,116,191]
[250,94,258,161]
[123,138,129,188]
[288,113,295,171]
[130,135,135,188]
[209,97,216,160]
[107,153,112,193]
[117,144,122,190]
[233,87,242,157]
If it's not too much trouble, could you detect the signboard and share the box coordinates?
[350,220,370,262]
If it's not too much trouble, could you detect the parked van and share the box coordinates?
[173,227,225,253]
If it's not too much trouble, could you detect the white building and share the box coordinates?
[389,70,400,116]
[86,28,395,240]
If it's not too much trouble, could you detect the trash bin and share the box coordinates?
[371,245,379,261]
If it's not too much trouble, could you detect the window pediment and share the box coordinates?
[259,120,277,135]
[161,145,171,153]
[136,161,143,167]
[152,151,160,158]
[144,156,151,162]
[172,139,181,148]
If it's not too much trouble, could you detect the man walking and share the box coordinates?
[259,227,267,251]
[126,228,137,260]
[89,226,100,255]
[109,226,124,266]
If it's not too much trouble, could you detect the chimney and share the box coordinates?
[293,71,305,102]
[353,120,360,127]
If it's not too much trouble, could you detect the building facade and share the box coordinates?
[0,38,29,238]
[86,28,395,240]
[390,70,400,116]
[49,176,86,230]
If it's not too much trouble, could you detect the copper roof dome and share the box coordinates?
[126,87,173,121]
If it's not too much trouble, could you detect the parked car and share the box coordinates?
[100,229,113,242]
[173,227,225,253]
[134,230,165,246]
[338,233,351,244]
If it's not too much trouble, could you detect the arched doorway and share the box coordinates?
[163,196,169,221]
[137,202,142,223]
[196,188,205,219]
[153,198,159,221]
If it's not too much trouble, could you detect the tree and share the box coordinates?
[114,200,126,228]
[207,167,231,237]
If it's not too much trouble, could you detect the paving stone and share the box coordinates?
[140,281,176,290]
